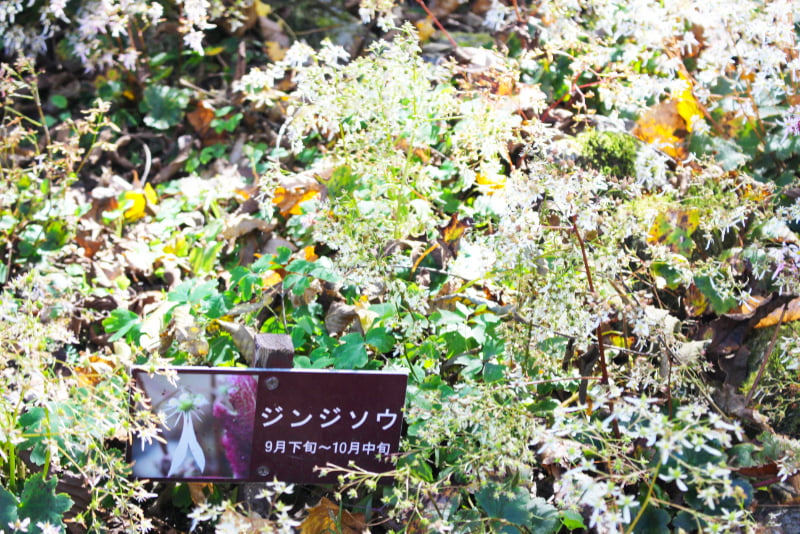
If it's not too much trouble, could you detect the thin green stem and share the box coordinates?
[744,302,788,407]
[625,461,661,534]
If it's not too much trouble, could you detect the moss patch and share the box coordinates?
[578,130,639,177]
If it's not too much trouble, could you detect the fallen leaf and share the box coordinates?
[701,294,794,387]
[273,186,321,216]
[415,18,436,42]
[74,354,116,387]
[218,509,280,530]
[221,213,276,241]
[475,172,506,192]
[265,41,286,62]
[188,482,212,505]
[673,72,704,132]
[755,297,800,328]
[254,0,271,17]
[441,213,472,248]
[684,283,709,317]
[646,207,700,255]
[187,100,215,139]
[122,183,158,222]
[300,497,368,534]
[734,463,779,479]
[354,295,379,332]
[172,305,210,358]
[431,0,460,17]
[633,100,688,160]
[303,245,318,261]
[75,227,104,258]
[263,270,282,287]
[325,301,358,336]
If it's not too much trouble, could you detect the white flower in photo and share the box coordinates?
[165,389,208,476]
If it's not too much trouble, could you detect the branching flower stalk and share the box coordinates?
[569,215,619,439]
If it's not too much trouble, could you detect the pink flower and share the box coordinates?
[213,375,257,478]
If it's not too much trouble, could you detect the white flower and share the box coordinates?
[7,518,30,532]
[658,466,689,492]
[318,40,349,66]
[697,486,720,510]
[483,0,511,31]
[166,390,208,476]
[781,106,800,141]
[118,47,138,71]
[183,30,205,55]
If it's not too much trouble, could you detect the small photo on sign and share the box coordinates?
[131,371,257,479]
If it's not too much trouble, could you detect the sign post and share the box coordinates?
[129,335,407,485]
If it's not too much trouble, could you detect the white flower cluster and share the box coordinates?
[239,25,546,294]
[546,391,747,532]
[528,0,798,128]
[0,0,240,69]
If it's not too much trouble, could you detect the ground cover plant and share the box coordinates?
[1,0,800,532]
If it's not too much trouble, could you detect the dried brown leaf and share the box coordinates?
[188,482,212,505]
[755,297,800,328]
[300,497,368,534]
[222,213,276,241]
[325,301,358,336]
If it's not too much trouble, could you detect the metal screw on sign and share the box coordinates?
[264,376,279,390]
[257,465,271,477]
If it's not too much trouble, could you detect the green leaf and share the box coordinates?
[293,355,312,368]
[483,363,506,383]
[651,262,682,289]
[0,486,18,526]
[207,336,239,365]
[230,266,261,301]
[18,473,72,528]
[18,408,47,464]
[251,253,278,272]
[365,327,394,353]
[528,497,560,533]
[560,510,586,530]
[476,484,559,534]
[411,457,435,483]
[453,354,482,379]
[189,241,223,275]
[672,510,704,532]
[309,347,335,368]
[103,309,141,343]
[286,258,339,284]
[199,144,227,164]
[18,407,46,432]
[206,292,234,319]
[274,246,293,265]
[169,280,218,306]
[140,85,190,130]
[333,333,368,369]
[50,94,68,109]
[727,442,758,467]
[284,273,311,296]
[322,165,357,197]
[442,331,469,357]
[694,275,737,314]
[632,505,670,534]
[476,485,528,528]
